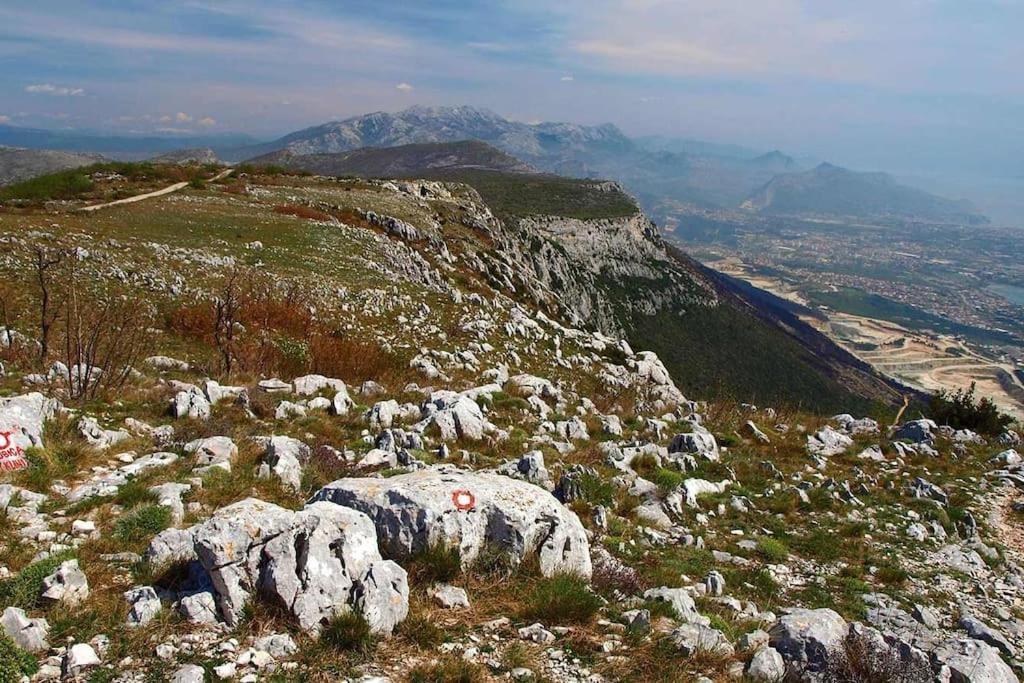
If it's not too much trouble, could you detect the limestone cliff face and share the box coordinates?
[477,206,716,337]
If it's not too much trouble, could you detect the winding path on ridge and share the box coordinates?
[987,485,1024,563]
[79,167,234,212]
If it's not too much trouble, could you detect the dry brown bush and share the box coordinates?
[273,204,334,222]
[167,269,413,386]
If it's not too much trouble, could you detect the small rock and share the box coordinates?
[430,584,471,609]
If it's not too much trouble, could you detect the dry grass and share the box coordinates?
[274,204,335,222]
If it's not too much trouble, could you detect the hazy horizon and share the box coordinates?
[2,1,1022,223]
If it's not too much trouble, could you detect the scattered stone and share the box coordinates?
[253,633,298,659]
[430,584,470,609]
[1,606,49,652]
[40,559,89,606]
[63,643,101,677]
[746,646,786,681]
[170,664,206,683]
[256,435,311,492]
[125,586,162,626]
[519,623,556,644]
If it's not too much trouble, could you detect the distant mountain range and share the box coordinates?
[232,105,983,224]
[0,106,987,224]
[0,146,105,186]
[742,162,986,224]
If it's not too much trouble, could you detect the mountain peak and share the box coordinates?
[255,105,637,161]
[745,162,985,223]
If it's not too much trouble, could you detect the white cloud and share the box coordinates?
[395,82,414,91]
[25,83,85,96]
[561,75,574,81]
[198,116,216,126]
[0,115,9,124]
[559,0,958,88]
[175,112,192,122]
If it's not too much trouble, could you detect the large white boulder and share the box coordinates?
[171,388,211,420]
[185,436,238,473]
[806,426,854,457]
[768,608,848,673]
[311,466,592,579]
[893,419,938,444]
[40,559,89,606]
[418,392,492,441]
[1,606,49,652]
[0,392,60,452]
[932,638,1018,682]
[148,498,407,634]
[293,374,348,397]
[669,428,720,462]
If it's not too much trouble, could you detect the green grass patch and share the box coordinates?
[519,573,602,625]
[755,538,789,563]
[113,479,160,508]
[791,528,844,562]
[0,550,76,610]
[423,169,638,221]
[0,634,38,680]
[405,543,462,585]
[112,504,172,543]
[408,656,488,683]
[320,611,373,654]
[651,468,685,493]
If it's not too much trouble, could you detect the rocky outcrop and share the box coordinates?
[311,466,592,578]
[146,498,408,634]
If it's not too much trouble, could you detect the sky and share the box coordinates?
[1,1,1022,191]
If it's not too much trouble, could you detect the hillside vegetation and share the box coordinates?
[0,169,1018,682]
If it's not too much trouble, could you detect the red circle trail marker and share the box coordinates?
[452,489,476,511]
[0,429,28,472]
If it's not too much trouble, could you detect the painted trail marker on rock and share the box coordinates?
[0,429,28,471]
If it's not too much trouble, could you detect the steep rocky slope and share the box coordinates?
[0,168,1020,682]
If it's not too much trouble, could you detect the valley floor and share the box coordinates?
[710,256,1024,422]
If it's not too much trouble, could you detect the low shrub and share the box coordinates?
[408,657,487,683]
[0,634,38,681]
[112,505,172,543]
[818,631,932,682]
[520,573,602,625]
[320,611,373,654]
[756,537,789,563]
[928,382,1012,436]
